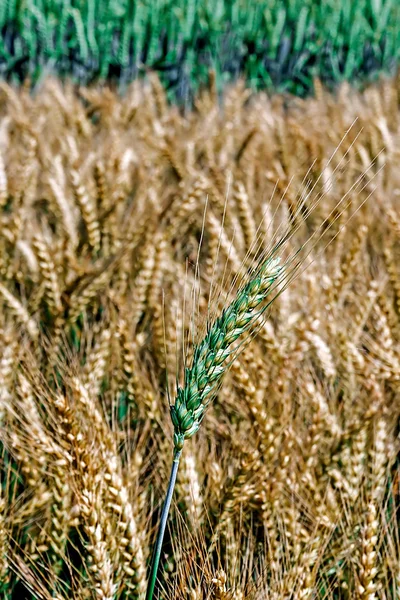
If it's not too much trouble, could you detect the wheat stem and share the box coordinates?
[146,448,182,600]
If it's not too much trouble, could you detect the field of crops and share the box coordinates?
[0,73,399,599]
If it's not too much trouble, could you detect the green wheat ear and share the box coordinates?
[171,256,282,450]
[146,256,283,600]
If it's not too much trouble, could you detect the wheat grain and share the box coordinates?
[357,503,379,600]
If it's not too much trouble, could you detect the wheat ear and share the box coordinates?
[146,256,283,600]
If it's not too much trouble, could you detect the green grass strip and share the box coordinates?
[0,0,399,102]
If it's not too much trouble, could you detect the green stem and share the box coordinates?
[145,447,182,600]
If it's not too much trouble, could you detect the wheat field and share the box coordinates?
[0,74,399,599]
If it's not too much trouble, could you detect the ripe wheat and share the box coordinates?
[0,75,398,600]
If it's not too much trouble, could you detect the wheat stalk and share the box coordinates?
[146,256,283,599]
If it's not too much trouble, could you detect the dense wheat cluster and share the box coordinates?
[0,75,399,599]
